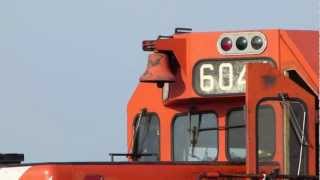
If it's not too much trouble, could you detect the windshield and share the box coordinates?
[173,112,218,161]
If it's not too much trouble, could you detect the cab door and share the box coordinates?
[245,63,316,176]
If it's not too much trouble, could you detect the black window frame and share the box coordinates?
[171,111,219,162]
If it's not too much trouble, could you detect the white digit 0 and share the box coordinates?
[200,64,214,92]
[219,63,233,91]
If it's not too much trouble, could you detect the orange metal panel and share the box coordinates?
[279,30,319,95]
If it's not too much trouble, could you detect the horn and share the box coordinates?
[139,53,175,84]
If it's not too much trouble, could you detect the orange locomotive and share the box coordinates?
[0,29,318,179]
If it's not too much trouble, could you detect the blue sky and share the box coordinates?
[0,0,318,162]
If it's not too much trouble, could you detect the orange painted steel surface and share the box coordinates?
[17,163,246,180]
[0,29,318,179]
[15,162,280,180]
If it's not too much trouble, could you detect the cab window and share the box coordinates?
[133,112,160,161]
[227,108,246,161]
[173,112,218,161]
[281,100,308,175]
[257,105,276,162]
[227,106,275,162]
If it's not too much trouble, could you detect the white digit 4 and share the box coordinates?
[237,66,246,86]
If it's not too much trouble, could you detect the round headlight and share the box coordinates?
[236,37,248,50]
[251,36,264,50]
[220,37,233,51]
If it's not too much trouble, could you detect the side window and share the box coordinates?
[282,100,308,175]
[257,105,275,162]
[256,99,308,175]
[227,108,246,161]
[133,113,160,161]
[227,106,275,162]
[173,112,218,161]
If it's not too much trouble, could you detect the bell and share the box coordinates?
[139,53,175,84]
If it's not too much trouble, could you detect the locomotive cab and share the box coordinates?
[127,29,319,177]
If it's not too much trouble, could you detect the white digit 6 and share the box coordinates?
[219,63,233,91]
[200,64,214,92]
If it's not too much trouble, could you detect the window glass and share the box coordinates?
[173,113,218,161]
[257,105,275,162]
[227,109,246,161]
[227,106,275,162]
[282,100,308,175]
[134,113,160,161]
